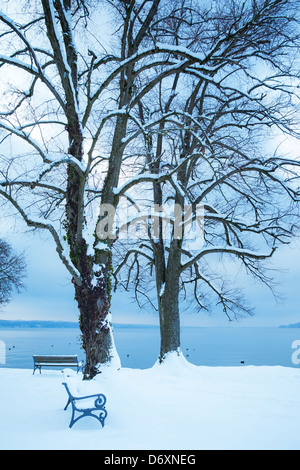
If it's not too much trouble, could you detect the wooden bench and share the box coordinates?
[62,382,107,428]
[32,355,83,374]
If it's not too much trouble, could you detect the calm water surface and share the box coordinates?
[0,325,299,370]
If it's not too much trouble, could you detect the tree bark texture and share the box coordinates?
[75,249,117,378]
[158,249,181,361]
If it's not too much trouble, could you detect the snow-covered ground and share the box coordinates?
[0,353,299,450]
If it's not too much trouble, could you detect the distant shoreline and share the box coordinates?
[279,322,300,329]
[0,319,298,329]
[0,320,79,329]
[0,319,159,329]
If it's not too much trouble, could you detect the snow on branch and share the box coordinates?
[180,246,276,273]
[194,159,300,205]
[41,0,78,110]
[0,186,81,285]
[0,121,87,173]
[0,10,43,73]
[82,43,221,127]
[0,178,65,195]
[114,148,207,202]
[0,120,50,163]
[0,54,65,110]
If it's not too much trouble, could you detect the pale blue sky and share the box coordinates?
[0,217,299,327]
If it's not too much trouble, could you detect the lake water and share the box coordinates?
[0,325,300,371]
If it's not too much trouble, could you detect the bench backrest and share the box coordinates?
[33,355,78,364]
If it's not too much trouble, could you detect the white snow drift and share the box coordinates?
[0,353,299,450]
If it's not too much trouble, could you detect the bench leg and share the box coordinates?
[64,398,71,410]
[68,409,107,428]
[33,365,41,375]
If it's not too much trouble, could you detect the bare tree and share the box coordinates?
[0,0,163,377]
[0,0,237,376]
[113,0,300,361]
[0,239,26,306]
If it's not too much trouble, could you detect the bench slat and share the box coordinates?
[32,355,82,374]
[33,355,78,363]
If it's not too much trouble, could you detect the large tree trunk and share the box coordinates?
[67,210,120,378]
[76,284,116,379]
[64,108,120,379]
[41,0,160,378]
[158,282,181,361]
[157,239,182,361]
[74,248,119,379]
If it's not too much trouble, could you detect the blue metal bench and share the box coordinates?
[62,382,107,428]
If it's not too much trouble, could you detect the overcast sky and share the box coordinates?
[0,214,299,328]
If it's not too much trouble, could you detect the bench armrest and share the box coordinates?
[73,392,106,403]
[62,383,106,404]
